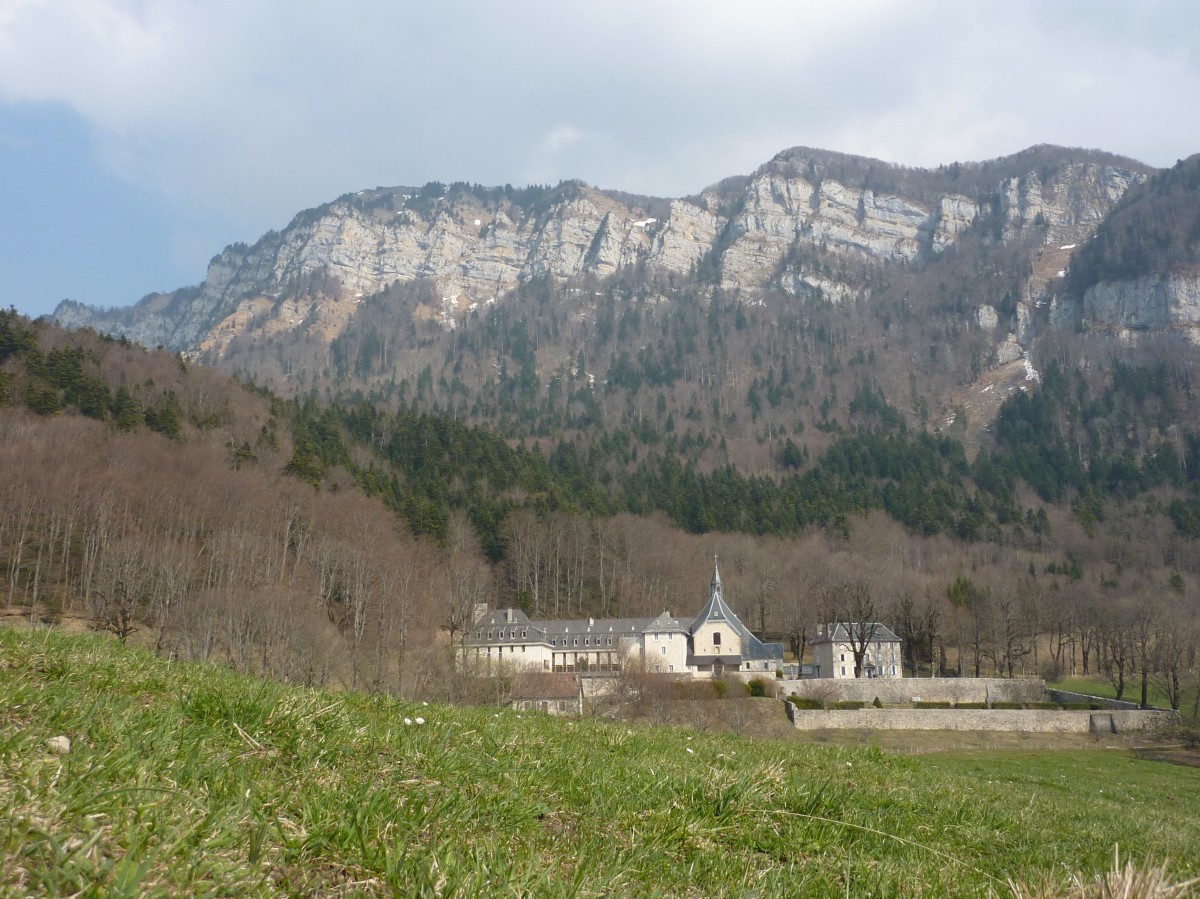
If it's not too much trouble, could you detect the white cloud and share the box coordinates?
[545,125,582,153]
[2,0,1199,280]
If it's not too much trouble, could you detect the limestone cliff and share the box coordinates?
[53,146,1153,355]
[1082,274,1200,341]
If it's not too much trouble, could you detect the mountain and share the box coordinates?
[53,145,1149,351]
[1063,153,1200,339]
[56,145,1183,470]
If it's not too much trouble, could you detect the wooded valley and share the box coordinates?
[2,305,1198,714]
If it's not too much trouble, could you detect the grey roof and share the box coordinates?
[688,560,737,632]
[646,610,689,633]
[468,612,663,645]
[478,608,532,628]
[534,617,656,637]
[813,622,902,644]
[744,640,785,662]
[466,561,782,666]
[689,560,783,663]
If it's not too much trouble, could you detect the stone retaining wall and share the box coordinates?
[779,677,1045,706]
[1046,689,1142,711]
[785,704,1179,733]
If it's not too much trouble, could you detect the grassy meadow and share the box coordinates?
[2,627,1199,897]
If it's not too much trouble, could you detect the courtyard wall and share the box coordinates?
[785,704,1179,733]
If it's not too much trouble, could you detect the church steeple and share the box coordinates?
[691,554,732,630]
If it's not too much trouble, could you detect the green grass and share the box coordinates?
[3,628,1199,897]
[1052,675,1188,717]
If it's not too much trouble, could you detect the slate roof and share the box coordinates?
[690,560,783,663]
[688,560,737,632]
[813,622,902,644]
[466,560,782,666]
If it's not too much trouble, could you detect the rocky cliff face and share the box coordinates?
[1082,274,1200,341]
[53,147,1153,355]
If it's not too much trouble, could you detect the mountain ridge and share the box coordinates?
[52,143,1200,468]
[53,144,1155,354]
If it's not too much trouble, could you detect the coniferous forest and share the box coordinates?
[2,303,1199,713]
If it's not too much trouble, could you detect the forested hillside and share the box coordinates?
[2,308,1198,711]
[1067,153,1200,293]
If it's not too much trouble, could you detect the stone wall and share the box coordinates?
[779,677,1046,705]
[1046,689,1142,711]
[785,704,1179,733]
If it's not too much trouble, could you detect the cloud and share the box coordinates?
[545,126,582,153]
[2,0,1200,314]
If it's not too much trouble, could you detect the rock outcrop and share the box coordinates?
[54,147,1153,354]
[1082,274,1200,342]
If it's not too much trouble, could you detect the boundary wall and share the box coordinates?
[1046,689,1143,711]
[785,704,1179,733]
[779,677,1044,705]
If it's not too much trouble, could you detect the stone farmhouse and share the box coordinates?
[465,560,784,681]
[811,621,903,679]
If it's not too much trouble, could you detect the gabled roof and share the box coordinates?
[478,609,532,628]
[689,559,783,663]
[646,610,688,633]
[688,559,738,633]
[813,622,902,644]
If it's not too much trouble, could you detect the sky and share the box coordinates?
[2,0,1200,319]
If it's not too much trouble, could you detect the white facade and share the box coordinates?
[811,622,903,679]
[465,561,783,681]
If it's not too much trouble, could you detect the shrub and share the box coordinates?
[955,702,988,709]
[746,678,768,697]
[789,696,823,710]
[872,696,883,708]
[711,680,727,698]
[913,701,952,709]
[833,700,865,710]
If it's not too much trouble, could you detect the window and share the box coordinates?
[713,631,721,647]
[841,666,846,676]
[660,646,667,655]
[840,653,845,662]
